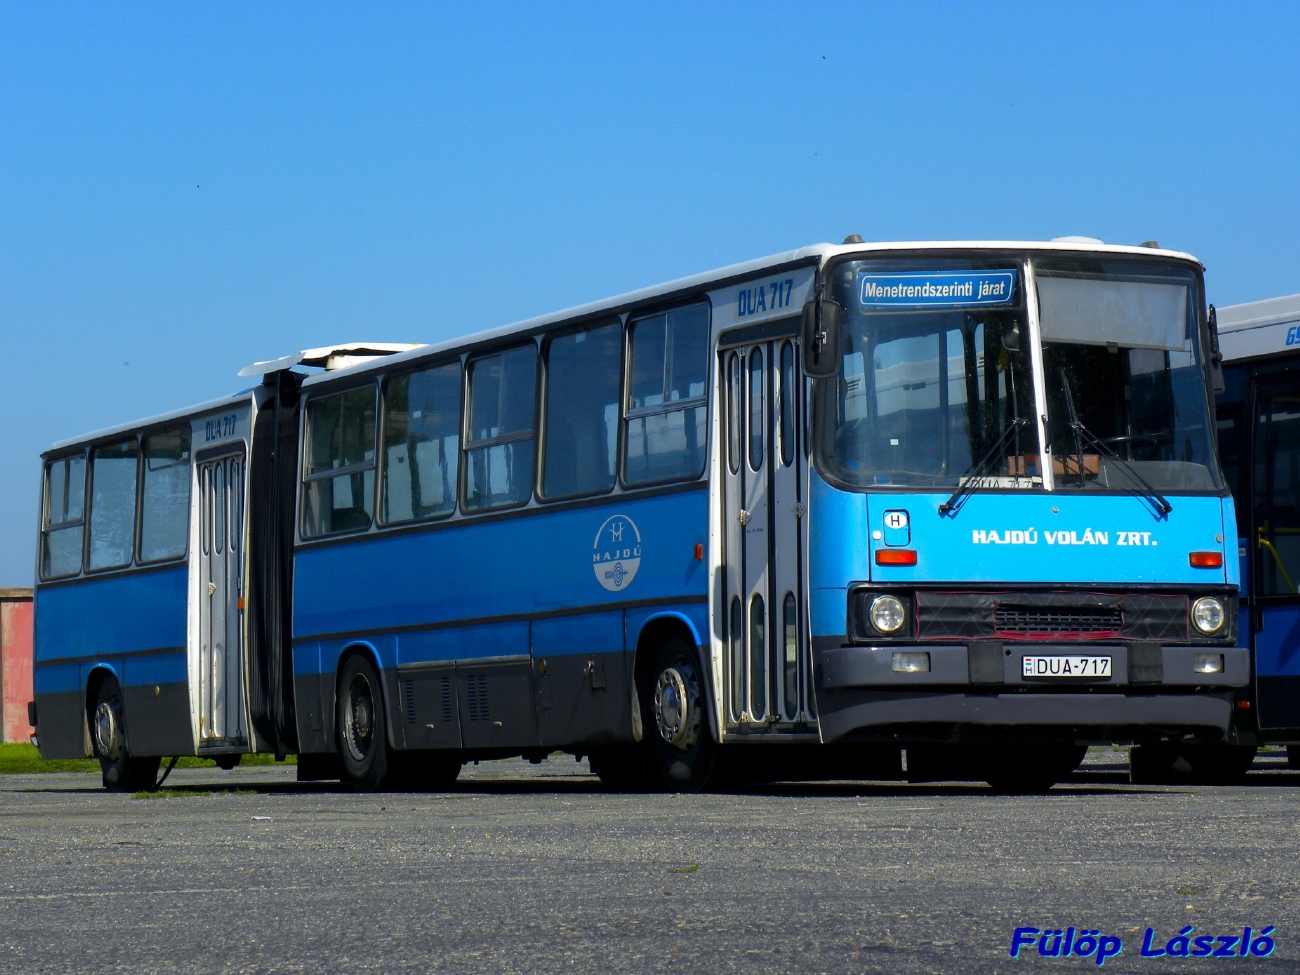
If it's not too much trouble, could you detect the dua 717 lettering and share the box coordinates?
[737,278,795,318]
[205,414,238,442]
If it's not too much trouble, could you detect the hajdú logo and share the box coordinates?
[592,515,642,592]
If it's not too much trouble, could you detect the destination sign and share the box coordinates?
[859,270,1017,309]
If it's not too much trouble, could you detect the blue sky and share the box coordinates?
[2,1,1298,585]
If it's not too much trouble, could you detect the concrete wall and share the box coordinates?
[1,589,34,743]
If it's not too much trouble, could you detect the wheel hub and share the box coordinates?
[93,700,123,760]
[654,663,701,752]
[346,676,374,760]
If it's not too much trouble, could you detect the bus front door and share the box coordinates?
[720,337,811,732]
[196,449,248,751]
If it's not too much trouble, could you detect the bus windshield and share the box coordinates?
[821,259,1036,488]
[819,255,1222,493]
[1038,259,1220,492]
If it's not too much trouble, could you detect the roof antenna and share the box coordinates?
[842,234,864,245]
[1139,240,1160,248]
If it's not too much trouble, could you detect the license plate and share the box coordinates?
[1022,655,1112,678]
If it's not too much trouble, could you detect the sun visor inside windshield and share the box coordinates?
[1037,274,1189,350]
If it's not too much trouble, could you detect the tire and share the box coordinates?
[588,745,650,792]
[641,637,718,793]
[983,744,1086,794]
[336,654,392,792]
[91,678,161,792]
[1130,742,1257,785]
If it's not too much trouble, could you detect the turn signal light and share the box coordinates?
[1189,551,1223,568]
[876,549,918,566]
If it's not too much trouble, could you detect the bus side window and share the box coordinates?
[624,302,709,485]
[542,322,621,500]
[381,362,461,523]
[464,345,537,511]
[41,453,86,579]
[1253,383,1300,595]
[302,385,378,537]
[87,440,140,571]
[138,427,192,563]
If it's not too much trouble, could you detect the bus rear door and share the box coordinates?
[195,447,249,751]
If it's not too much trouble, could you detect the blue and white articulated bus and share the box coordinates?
[1214,292,1300,773]
[31,239,1249,793]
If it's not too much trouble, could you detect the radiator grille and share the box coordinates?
[994,605,1122,635]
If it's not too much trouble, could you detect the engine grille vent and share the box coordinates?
[464,674,490,723]
[994,605,1122,636]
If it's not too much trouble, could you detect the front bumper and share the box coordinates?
[820,643,1250,689]
[814,643,1249,743]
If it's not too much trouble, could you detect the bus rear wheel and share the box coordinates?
[336,655,392,792]
[642,638,718,793]
[91,679,160,792]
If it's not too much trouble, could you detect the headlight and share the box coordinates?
[869,594,907,634]
[1191,596,1226,635]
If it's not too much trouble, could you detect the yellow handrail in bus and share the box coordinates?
[1257,533,1298,595]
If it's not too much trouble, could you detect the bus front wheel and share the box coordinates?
[91,678,160,792]
[336,655,391,792]
[642,638,718,793]
[984,744,1086,794]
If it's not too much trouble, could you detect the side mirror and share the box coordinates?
[801,298,843,379]
[1207,304,1225,394]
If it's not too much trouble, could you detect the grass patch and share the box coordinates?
[0,743,97,774]
[172,753,297,769]
[0,743,296,775]
[131,788,257,799]
[1176,887,1202,896]
[669,864,700,874]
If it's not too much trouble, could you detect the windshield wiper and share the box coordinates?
[1057,370,1173,517]
[1060,369,1088,488]
[939,417,1029,516]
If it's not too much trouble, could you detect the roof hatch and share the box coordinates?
[238,342,424,378]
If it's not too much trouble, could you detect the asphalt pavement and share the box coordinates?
[0,749,1296,974]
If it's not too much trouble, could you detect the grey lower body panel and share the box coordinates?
[121,681,194,756]
[294,672,331,754]
[534,649,633,750]
[35,682,194,759]
[33,690,86,759]
[296,648,633,757]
